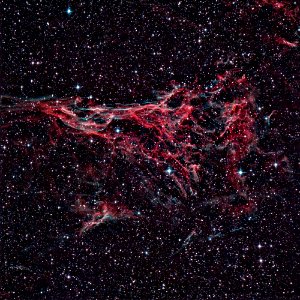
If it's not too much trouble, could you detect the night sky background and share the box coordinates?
[1,0,300,299]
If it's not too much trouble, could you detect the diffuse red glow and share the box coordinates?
[220,94,256,190]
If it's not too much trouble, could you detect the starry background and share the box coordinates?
[1,0,300,299]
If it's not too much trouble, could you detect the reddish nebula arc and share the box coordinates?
[1,70,263,234]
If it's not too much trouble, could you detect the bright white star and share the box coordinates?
[238,169,244,176]
[66,7,72,15]
[166,167,172,175]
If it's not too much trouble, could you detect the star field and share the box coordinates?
[1,1,299,299]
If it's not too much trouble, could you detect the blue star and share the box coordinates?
[237,169,244,176]
[166,167,173,175]
[66,7,72,15]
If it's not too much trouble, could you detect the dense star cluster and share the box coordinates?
[1,0,299,299]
